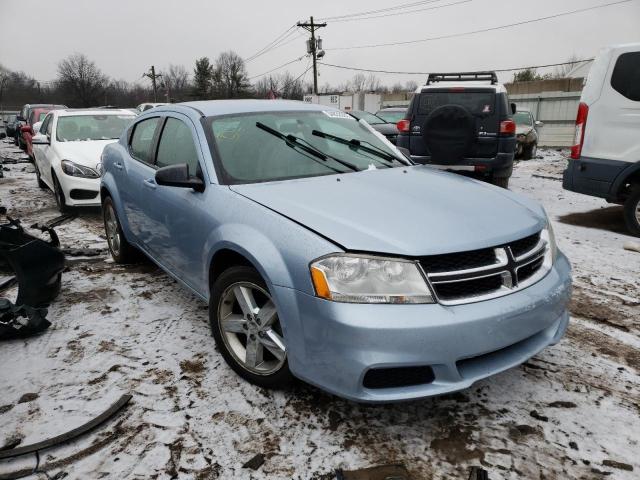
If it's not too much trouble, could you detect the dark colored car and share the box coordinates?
[5,115,18,137]
[349,110,400,144]
[514,110,542,160]
[396,72,517,189]
[15,104,66,150]
[375,107,408,124]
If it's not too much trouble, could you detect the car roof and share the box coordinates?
[154,99,335,117]
[56,108,135,117]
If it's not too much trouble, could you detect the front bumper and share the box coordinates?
[276,252,571,403]
[58,171,101,207]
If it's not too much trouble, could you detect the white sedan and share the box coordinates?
[32,109,135,212]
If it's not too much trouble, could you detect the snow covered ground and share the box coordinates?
[0,141,638,480]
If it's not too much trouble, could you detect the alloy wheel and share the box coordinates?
[635,197,640,225]
[217,282,286,375]
[104,204,121,257]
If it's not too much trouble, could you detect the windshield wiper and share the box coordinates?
[256,122,359,172]
[312,129,408,166]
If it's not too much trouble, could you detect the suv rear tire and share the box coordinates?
[623,188,640,237]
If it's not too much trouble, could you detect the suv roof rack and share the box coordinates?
[426,71,498,85]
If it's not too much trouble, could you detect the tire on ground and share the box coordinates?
[623,188,640,237]
[102,195,140,263]
[210,265,293,389]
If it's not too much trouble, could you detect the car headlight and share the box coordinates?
[310,254,434,304]
[61,159,100,179]
[541,216,558,268]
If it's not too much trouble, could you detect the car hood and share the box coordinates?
[371,123,399,135]
[55,140,116,168]
[230,166,546,256]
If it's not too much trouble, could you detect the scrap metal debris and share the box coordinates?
[0,299,50,339]
[0,394,132,461]
[336,464,411,480]
[0,394,132,480]
[242,453,265,471]
[0,213,65,307]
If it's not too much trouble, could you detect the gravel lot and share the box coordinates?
[0,140,638,480]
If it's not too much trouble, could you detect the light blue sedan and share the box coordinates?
[100,100,571,403]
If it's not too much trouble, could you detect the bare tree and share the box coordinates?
[351,73,367,92]
[390,82,404,93]
[405,80,419,91]
[365,73,385,93]
[162,64,190,101]
[57,53,108,106]
[552,54,581,79]
[213,51,250,99]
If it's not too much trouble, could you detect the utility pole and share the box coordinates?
[143,66,162,102]
[297,16,326,95]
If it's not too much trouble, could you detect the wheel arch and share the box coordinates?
[611,162,640,200]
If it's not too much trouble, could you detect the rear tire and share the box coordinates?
[522,142,537,160]
[102,196,139,263]
[623,188,640,237]
[210,266,293,389]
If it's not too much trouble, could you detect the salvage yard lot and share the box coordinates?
[0,140,638,479]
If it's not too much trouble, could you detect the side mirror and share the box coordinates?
[510,103,517,115]
[535,120,544,127]
[31,134,50,145]
[20,125,33,134]
[155,164,204,192]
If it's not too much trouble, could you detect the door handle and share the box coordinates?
[143,178,157,190]
[113,162,123,170]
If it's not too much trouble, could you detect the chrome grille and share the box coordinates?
[421,231,548,305]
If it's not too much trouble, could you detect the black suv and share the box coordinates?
[396,72,517,188]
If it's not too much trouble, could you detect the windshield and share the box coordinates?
[352,111,386,125]
[56,114,134,142]
[209,111,406,184]
[513,112,533,126]
[376,110,405,123]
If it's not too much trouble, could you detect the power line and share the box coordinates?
[318,0,448,21]
[329,0,471,23]
[245,25,298,63]
[318,58,594,76]
[248,56,307,80]
[328,0,635,50]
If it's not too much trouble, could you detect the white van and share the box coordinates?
[563,42,640,236]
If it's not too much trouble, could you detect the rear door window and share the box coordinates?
[156,118,200,176]
[130,117,161,164]
[611,52,640,101]
[418,91,496,116]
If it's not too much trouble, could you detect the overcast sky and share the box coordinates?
[1,0,639,87]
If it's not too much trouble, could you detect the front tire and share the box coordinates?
[623,188,640,237]
[52,173,70,213]
[210,266,293,389]
[102,196,139,263]
[522,142,537,160]
[35,162,46,189]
